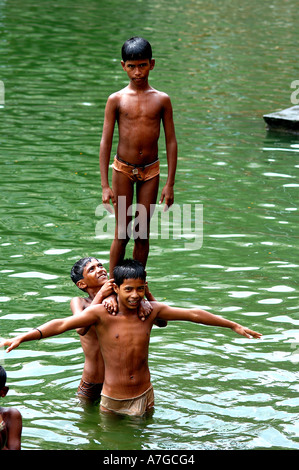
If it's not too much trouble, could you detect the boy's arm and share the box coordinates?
[99,94,118,213]
[70,279,117,335]
[95,278,118,314]
[6,408,22,450]
[159,95,177,211]
[145,284,167,328]
[155,303,262,339]
[70,297,94,336]
[0,306,103,353]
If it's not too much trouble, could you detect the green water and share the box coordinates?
[0,0,298,451]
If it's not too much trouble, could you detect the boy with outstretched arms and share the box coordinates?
[70,256,153,403]
[1,260,262,417]
[99,37,177,277]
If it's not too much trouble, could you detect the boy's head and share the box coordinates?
[71,257,96,286]
[113,259,146,287]
[0,366,9,397]
[121,37,152,62]
[70,257,108,292]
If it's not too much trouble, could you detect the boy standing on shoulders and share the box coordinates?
[99,37,178,277]
[0,260,262,418]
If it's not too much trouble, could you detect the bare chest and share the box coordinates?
[118,93,162,123]
[99,315,152,352]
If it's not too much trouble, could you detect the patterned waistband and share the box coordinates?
[115,155,159,169]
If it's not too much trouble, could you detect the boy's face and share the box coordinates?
[121,58,155,86]
[77,259,108,291]
[114,278,146,310]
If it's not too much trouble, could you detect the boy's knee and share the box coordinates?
[134,236,149,246]
[133,220,150,241]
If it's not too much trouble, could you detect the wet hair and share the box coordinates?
[70,257,99,286]
[121,37,152,62]
[113,259,146,286]
[0,366,7,389]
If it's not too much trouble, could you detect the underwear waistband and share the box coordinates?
[115,155,159,169]
[101,384,153,402]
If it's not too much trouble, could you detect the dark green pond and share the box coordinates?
[0,0,298,450]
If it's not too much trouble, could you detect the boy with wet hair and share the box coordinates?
[69,257,153,403]
[0,366,22,450]
[0,259,262,418]
[70,257,116,403]
[99,36,178,278]
[121,36,153,62]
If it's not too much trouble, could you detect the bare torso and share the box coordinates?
[95,309,154,398]
[74,297,104,384]
[0,407,22,450]
[0,410,7,450]
[114,86,169,165]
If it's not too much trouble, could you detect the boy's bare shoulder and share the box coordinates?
[87,302,107,313]
[82,303,108,325]
[147,300,164,316]
[105,88,130,112]
[150,88,172,108]
[5,407,22,420]
[108,86,130,100]
[154,87,169,96]
[70,296,90,312]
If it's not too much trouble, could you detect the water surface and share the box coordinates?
[0,0,298,450]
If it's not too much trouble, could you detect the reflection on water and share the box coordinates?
[1,0,299,451]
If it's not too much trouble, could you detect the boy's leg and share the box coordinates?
[109,169,134,278]
[133,175,159,267]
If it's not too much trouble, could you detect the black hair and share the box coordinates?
[121,37,152,62]
[113,259,146,286]
[0,366,7,389]
[70,257,99,286]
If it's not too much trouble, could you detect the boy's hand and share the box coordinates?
[99,279,115,300]
[159,184,174,212]
[0,337,21,353]
[103,294,118,315]
[138,300,153,321]
[102,186,116,214]
[232,324,262,339]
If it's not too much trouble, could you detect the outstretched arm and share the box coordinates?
[71,279,117,335]
[156,303,262,339]
[0,306,102,352]
[145,283,167,328]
